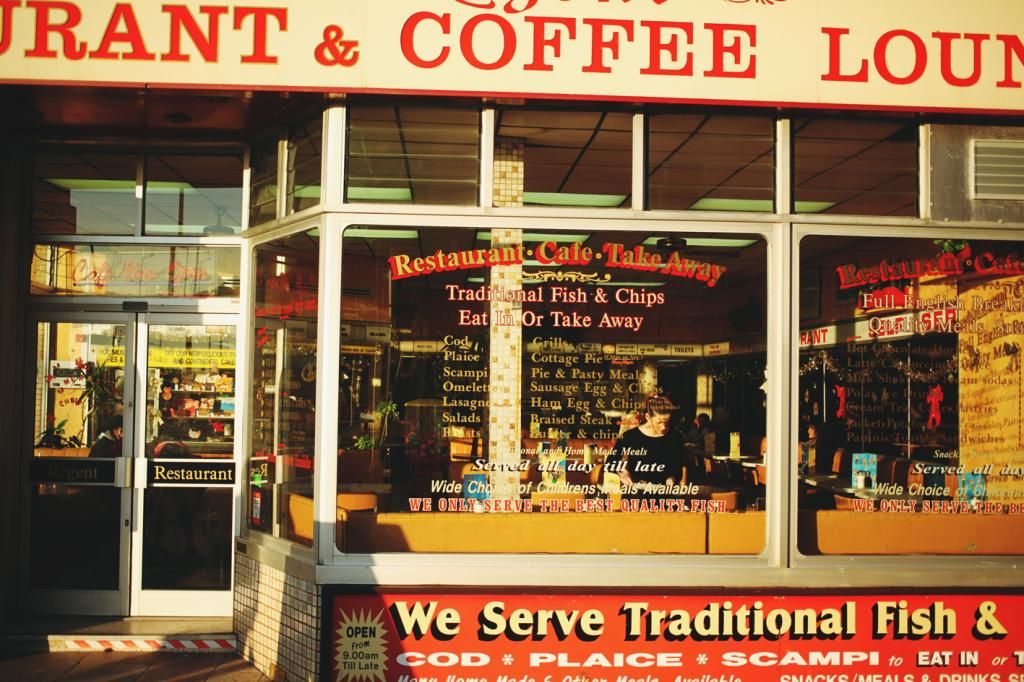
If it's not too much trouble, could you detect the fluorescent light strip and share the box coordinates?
[343,228,419,239]
[523,192,627,207]
[641,236,757,248]
[688,197,835,213]
[477,232,588,243]
[47,178,137,190]
[347,187,413,201]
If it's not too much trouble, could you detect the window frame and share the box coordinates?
[791,222,1024,575]
[317,212,785,584]
[31,144,245,242]
[236,101,1024,590]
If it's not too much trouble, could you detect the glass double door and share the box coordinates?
[24,312,238,616]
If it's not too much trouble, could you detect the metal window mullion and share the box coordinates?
[920,124,932,219]
[480,108,495,209]
[323,105,346,208]
[773,221,793,568]
[632,112,645,210]
[314,215,342,565]
[276,136,289,220]
[241,144,253,230]
[135,155,145,237]
[775,118,792,215]
[235,240,255,539]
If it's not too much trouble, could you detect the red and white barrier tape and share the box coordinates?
[61,638,236,652]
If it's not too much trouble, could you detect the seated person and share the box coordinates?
[682,413,711,444]
[89,417,123,458]
[604,394,684,492]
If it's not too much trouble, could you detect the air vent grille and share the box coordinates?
[973,139,1024,200]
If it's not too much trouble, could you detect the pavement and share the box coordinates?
[0,618,270,681]
[0,650,271,681]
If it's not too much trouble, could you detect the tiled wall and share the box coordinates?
[488,139,526,496]
[234,554,320,681]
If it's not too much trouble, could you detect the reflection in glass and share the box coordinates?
[30,486,120,589]
[495,109,632,208]
[287,115,323,214]
[250,230,320,543]
[144,153,243,236]
[798,235,1024,555]
[142,487,232,590]
[29,244,241,298]
[346,105,480,205]
[337,226,768,554]
[29,321,126,590]
[648,113,774,211]
[793,118,918,217]
[33,151,138,235]
[249,137,279,227]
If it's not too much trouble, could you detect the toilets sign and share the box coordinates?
[0,0,1020,113]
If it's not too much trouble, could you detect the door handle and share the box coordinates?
[115,457,134,488]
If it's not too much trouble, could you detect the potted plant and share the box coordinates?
[34,418,85,457]
[38,357,123,456]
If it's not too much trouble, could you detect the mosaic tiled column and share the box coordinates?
[487,138,525,500]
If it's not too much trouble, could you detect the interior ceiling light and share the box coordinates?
[688,197,835,213]
[654,236,688,251]
[343,228,419,239]
[46,178,136,190]
[347,187,413,201]
[523,192,627,207]
[477,232,588,243]
[641,236,758,248]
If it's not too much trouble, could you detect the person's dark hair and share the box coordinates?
[107,416,123,432]
[643,394,677,418]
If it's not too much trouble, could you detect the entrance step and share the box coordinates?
[0,618,235,653]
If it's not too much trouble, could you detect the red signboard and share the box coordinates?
[326,590,1024,681]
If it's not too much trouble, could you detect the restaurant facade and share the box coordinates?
[1,0,1024,679]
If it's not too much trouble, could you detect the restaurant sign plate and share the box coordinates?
[325,590,1024,681]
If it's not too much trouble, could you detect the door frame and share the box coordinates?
[130,312,240,617]
[20,309,241,617]
[20,311,139,616]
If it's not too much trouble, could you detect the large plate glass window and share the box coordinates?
[495,109,632,209]
[336,226,768,554]
[249,230,320,544]
[793,118,918,217]
[143,153,243,236]
[798,234,1024,555]
[286,114,323,214]
[647,113,775,212]
[248,137,279,227]
[32,151,138,235]
[346,104,480,205]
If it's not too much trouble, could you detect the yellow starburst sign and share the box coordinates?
[335,609,388,682]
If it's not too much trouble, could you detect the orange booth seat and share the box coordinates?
[286,492,378,546]
[288,489,765,554]
[799,510,1024,555]
[339,510,710,553]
